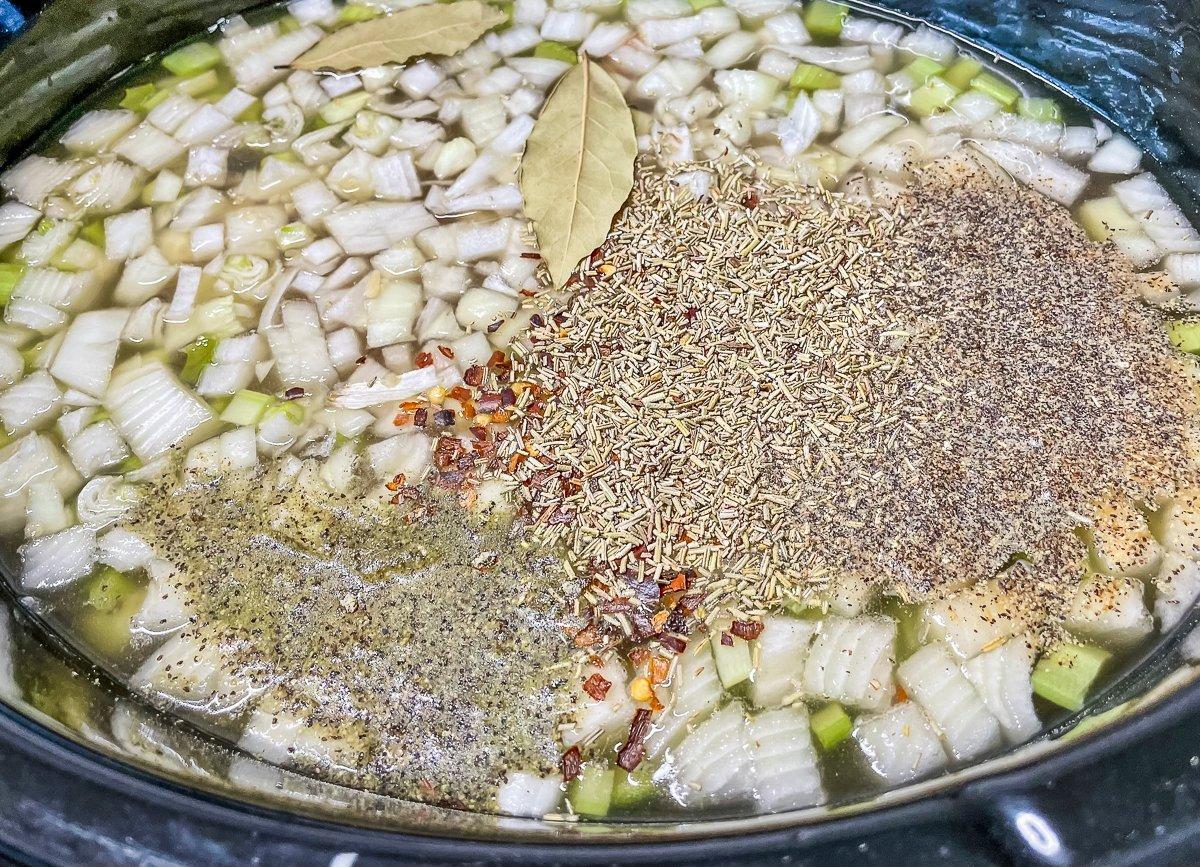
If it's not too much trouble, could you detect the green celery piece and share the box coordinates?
[533,41,579,64]
[970,71,1020,109]
[161,42,223,78]
[0,262,24,305]
[79,220,105,247]
[902,56,946,87]
[24,662,95,730]
[221,390,274,426]
[180,335,217,384]
[711,632,753,688]
[790,62,841,92]
[879,596,922,659]
[80,566,146,657]
[495,0,515,28]
[804,0,848,41]
[237,99,264,123]
[1076,196,1140,242]
[810,702,853,750]
[1032,643,1111,711]
[117,455,144,473]
[688,0,723,9]
[943,57,983,91]
[278,13,302,32]
[35,218,53,235]
[1017,96,1062,123]
[782,598,825,620]
[174,69,221,97]
[610,765,658,809]
[119,83,158,112]
[85,566,139,614]
[338,4,383,22]
[908,77,958,117]
[142,87,173,111]
[1168,321,1200,354]
[568,763,614,817]
[265,398,307,425]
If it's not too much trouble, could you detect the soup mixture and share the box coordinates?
[3,0,1200,820]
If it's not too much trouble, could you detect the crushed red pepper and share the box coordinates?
[582,672,611,701]
[616,709,652,771]
[560,746,582,783]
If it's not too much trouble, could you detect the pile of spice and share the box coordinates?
[496,156,1200,642]
[125,467,582,809]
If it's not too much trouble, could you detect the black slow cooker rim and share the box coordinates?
[2,668,1199,860]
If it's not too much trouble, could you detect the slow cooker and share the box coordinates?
[2,0,1200,863]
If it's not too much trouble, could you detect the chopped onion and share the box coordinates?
[832,112,907,158]
[972,140,1089,206]
[1,156,85,208]
[542,10,596,43]
[68,160,145,214]
[1087,135,1142,174]
[1112,172,1200,253]
[114,124,186,172]
[75,474,143,527]
[265,299,337,388]
[787,45,873,73]
[0,202,41,251]
[48,308,129,398]
[104,360,216,460]
[366,278,423,348]
[325,202,438,255]
[66,419,130,476]
[898,25,958,63]
[778,92,821,157]
[763,11,811,45]
[25,480,70,538]
[105,208,155,261]
[0,370,62,435]
[98,528,155,572]
[330,367,440,409]
[20,525,96,591]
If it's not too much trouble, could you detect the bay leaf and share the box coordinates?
[292,1,507,71]
[520,60,637,289]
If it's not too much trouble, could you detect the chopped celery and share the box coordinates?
[495,0,515,28]
[221,390,274,426]
[810,702,852,750]
[902,56,946,87]
[118,454,144,473]
[879,596,922,660]
[1031,643,1111,711]
[80,566,146,657]
[79,220,106,247]
[712,633,753,688]
[970,71,1020,109]
[278,13,302,33]
[804,0,848,41]
[611,766,657,809]
[568,763,614,817]
[174,68,221,97]
[91,406,111,423]
[35,218,53,235]
[688,0,722,9]
[180,335,217,384]
[161,41,223,78]
[533,41,579,64]
[119,83,158,112]
[237,100,264,123]
[1168,321,1200,354]
[1076,196,1140,242]
[142,88,173,111]
[23,662,95,731]
[908,77,958,117]
[265,398,306,425]
[789,63,841,92]
[782,598,824,620]
[943,57,983,91]
[320,91,372,125]
[0,262,23,305]
[338,4,383,22]
[1017,96,1062,123]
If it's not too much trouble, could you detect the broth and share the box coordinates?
[1,0,1200,821]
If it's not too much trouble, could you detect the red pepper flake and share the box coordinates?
[573,625,599,648]
[393,412,413,426]
[448,385,472,402]
[415,352,434,368]
[730,620,764,641]
[500,386,516,407]
[741,191,759,209]
[486,319,504,333]
[649,655,670,685]
[678,594,703,615]
[413,407,428,426]
[469,426,488,440]
[582,672,611,701]
[433,409,455,426]
[651,610,670,630]
[530,313,545,328]
[476,393,502,413]
[627,646,651,668]
[506,453,526,473]
[487,350,507,368]
[660,634,686,654]
[384,473,406,492]
[464,365,484,387]
[355,355,367,365]
[520,252,542,260]
[617,709,652,771]
[284,386,305,399]
[491,410,511,424]
[720,632,734,647]
[664,573,689,594]
[560,746,582,783]
[438,344,454,359]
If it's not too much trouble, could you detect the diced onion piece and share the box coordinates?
[961,638,1040,744]
[971,140,1088,206]
[20,525,96,591]
[801,614,896,710]
[1087,134,1141,174]
[105,208,155,261]
[49,308,129,398]
[104,361,216,460]
[66,419,130,476]
[854,701,947,784]
[0,202,41,251]
[898,642,1002,760]
[1065,575,1154,648]
[325,202,438,255]
[0,370,62,435]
